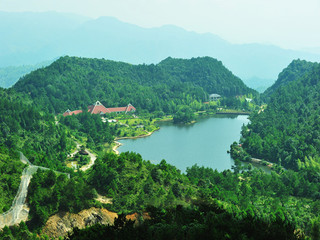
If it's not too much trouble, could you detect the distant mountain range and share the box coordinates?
[1,11,320,90]
[0,60,54,88]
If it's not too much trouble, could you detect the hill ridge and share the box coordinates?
[13,56,257,114]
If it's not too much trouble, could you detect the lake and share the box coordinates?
[118,115,259,172]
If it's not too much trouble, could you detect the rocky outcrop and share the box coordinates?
[126,212,151,226]
[42,207,151,239]
[42,207,118,239]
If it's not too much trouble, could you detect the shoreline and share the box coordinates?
[112,141,122,154]
[112,112,248,155]
[216,111,250,115]
[250,158,274,169]
[113,129,159,154]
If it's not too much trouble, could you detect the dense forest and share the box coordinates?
[13,56,257,114]
[0,87,76,213]
[2,151,320,239]
[262,59,318,101]
[66,203,299,240]
[239,61,320,171]
[0,153,25,213]
[2,57,320,239]
[0,87,75,171]
[0,86,116,213]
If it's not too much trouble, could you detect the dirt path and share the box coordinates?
[70,142,97,171]
[69,142,81,158]
[0,166,38,228]
[0,153,70,229]
[79,149,97,171]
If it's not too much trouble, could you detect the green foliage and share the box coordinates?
[263,59,318,102]
[173,105,195,123]
[13,56,257,114]
[112,117,159,139]
[241,61,320,170]
[88,152,193,212]
[3,57,320,239]
[158,56,256,97]
[0,153,25,213]
[60,111,114,147]
[0,222,36,240]
[66,203,300,240]
[27,169,97,231]
[71,153,90,167]
[85,151,320,236]
[186,164,320,236]
[0,88,75,171]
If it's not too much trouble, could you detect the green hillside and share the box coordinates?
[262,59,318,101]
[2,60,320,238]
[0,88,63,213]
[240,62,320,170]
[158,57,253,96]
[0,86,115,213]
[0,88,73,170]
[13,56,257,114]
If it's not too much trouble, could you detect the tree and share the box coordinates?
[173,105,195,124]
[312,218,320,240]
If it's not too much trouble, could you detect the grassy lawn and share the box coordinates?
[113,117,160,138]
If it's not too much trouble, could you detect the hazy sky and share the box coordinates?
[1,0,320,50]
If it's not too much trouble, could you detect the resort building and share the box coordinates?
[87,101,109,114]
[209,94,221,101]
[63,101,136,117]
[62,109,83,117]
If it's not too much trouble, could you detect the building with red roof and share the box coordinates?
[63,109,83,117]
[106,103,136,114]
[62,101,136,117]
[87,101,110,114]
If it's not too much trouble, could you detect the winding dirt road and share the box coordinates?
[70,142,97,171]
[0,142,96,229]
[0,163,37,228]
[0,153,69,229]
[79,150,97,171]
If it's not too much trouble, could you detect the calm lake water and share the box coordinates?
[118,115,253,172]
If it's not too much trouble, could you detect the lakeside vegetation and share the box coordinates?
[114,117,160,139]
[2,57,320,239]
[0,54,256,220]
[239,60,320,171]
[3,151,320,239]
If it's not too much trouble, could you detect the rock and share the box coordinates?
[42,207,118,239]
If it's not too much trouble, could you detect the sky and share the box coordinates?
[1,0,320,50]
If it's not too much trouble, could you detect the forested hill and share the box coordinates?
[262,59,318,101]
[13,56,256,114]
[158,57,252,95]
[240,62,320,170]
